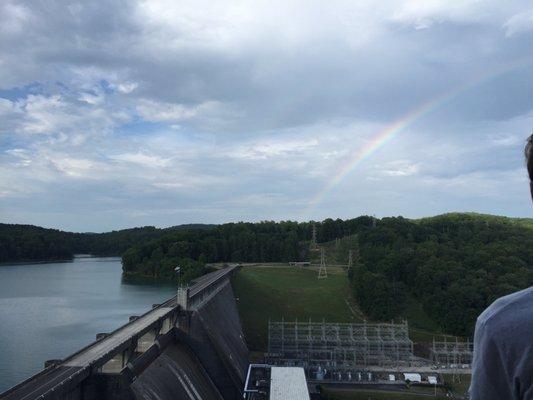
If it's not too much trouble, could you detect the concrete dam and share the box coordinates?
[0,266,250,400]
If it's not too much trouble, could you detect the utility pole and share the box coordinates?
[310,223,318,250]
[318,248,328,279]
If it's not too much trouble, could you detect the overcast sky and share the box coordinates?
[1,0,532,232]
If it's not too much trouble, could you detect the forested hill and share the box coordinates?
[122,221,320,281]
[352,213,533,336]
[0,223,215,263]
[121,213,532,337]
[120,217,379,281]
[3,214,532,337]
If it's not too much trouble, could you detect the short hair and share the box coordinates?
[527,134,533,181]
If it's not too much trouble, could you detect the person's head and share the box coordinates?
[527,134,533,199]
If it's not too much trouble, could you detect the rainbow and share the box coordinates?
[304,56,533,218]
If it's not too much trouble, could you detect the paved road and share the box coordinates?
[2,366,85,400]
[65,307,174,367]
[189,265,237,297]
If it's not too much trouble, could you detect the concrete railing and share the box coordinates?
[178,265,239,310]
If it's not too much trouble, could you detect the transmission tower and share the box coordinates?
[318,248,328,279]
[310,224,318,250]
[348,249,353,273]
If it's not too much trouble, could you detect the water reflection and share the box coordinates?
[0,257,175,392]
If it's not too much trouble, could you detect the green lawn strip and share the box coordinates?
[321,388,448,400]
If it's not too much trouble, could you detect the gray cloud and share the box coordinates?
[0,0,532,231]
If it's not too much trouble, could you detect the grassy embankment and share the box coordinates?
[232,266,362,351]
[232,264,462,350]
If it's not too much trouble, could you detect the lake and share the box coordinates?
[0,257,175,393]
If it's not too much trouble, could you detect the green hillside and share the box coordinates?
[304,212,533,338]
[415,212,533,229]
[350,213,533,336]
[232,266,361,351]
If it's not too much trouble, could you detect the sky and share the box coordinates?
[1,0,532,232]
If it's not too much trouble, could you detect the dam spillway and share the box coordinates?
[130,342,223,400]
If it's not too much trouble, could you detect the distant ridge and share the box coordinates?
[414,212,533,229]
[0,223,216,263]
[1,213,531,265]
[0,222,216,235]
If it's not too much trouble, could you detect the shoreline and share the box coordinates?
[122,271,177,284]
[0,255,121,267]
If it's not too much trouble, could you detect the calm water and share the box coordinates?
[0,257,175,392]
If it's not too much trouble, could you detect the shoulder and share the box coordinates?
[471,288,533,399]
[477,286,533,335]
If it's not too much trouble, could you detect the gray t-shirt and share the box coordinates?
[470,286,533,399]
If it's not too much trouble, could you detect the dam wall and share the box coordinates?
[130,342,223,400]
[127,279,249,399]
[182,281,250,399]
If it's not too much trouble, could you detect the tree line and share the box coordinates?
[120,217,376,281]
[350,213,533,336]
[3,214,532,337]
[0,223,214,263]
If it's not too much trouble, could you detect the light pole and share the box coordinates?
[174,266,182,285]
[174,266,181,306]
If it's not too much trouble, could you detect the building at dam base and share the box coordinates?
[244,365,311,400]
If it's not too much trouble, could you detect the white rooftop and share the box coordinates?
[403,373,422,383]
[270,367,310,400]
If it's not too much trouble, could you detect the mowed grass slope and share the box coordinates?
[232,266,361,351]
[321,388,449,400]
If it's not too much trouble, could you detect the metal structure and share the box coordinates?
[310,224,318,250]
[267,319,414,369]
[347,250,353,273]
[317,248,328,279]
[430,338,473,366]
